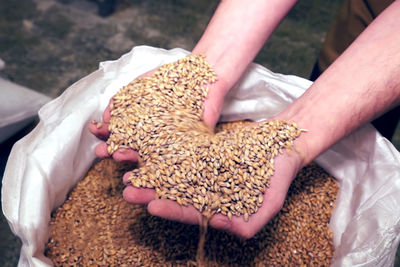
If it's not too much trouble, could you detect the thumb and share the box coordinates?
[202,82,229,127]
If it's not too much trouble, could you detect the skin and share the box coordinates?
[89,0,400,239]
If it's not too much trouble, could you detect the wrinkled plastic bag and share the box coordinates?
[0,77,51,144]
[2,46,400,267]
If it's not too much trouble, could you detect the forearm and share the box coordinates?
[278,1,400,165]
[192,0,297,92]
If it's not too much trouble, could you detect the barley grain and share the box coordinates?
[45,159,338,266]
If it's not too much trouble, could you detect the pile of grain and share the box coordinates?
[105,55,301,220]
[45,158,338,266]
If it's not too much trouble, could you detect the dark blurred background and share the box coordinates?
[0,0,399,266]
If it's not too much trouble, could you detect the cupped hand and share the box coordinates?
[89,64,304,239]
[88,73,229,200]
[88,67,156,161]
[208,148,303,238]
[121,137,304,239]
[89,105,140,162]
[88,68,226,158]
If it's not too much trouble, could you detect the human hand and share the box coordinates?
[88,58,227,159]
[88,54,229,219]
[88,67,156,161]
[208,147,303,238]
[89,80,226,133]
[118,119,303,239]
[89,53,305,239]
[88,76,230,224]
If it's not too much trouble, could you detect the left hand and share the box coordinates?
[118,120,304,239]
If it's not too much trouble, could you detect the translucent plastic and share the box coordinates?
[0,78,51,143]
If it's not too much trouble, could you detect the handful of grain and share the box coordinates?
[45,158,338,266]
[105,55,302,220]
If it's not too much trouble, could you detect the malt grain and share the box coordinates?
[106,55,301,220]
[45,158,338,266]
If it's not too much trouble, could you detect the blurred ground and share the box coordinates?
[0,0,399,266]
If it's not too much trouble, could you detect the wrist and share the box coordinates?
[274,114,324,167]
[274,90,339,166]
[191,48,240,94]
[273,92,327,166]
[189,50,235,127]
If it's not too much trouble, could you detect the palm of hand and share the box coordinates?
[88,55,302,238]
[91,109,301,239]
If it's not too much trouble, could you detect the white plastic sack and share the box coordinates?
[2,46,400,267]
[0,77,51,144]
[0,58,5,70]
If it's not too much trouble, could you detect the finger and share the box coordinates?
[122,171,143,185]
[202,97,221,128]
[202,82,226,128]
[95,143,140,162]
[112,148,139,163]
[88,120,110,140]
[140,68,156,78]
[209,201,278,240]
[209,174,288,239]
[147,199,203,225]
[208,213,232,232]
[94,143,110,158]
[122,171,132,185]
[208,213,257,239]
[209,186,286,239]
[210,154,299,238]
[102,104,112,123]
[123,185,156,204]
